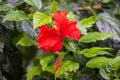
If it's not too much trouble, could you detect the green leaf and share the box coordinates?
[97,51,113,56]
[64,40,77,53]
[67,12,76,20]
[60,52,67,59]
[86,57,112,68]
[76,24,87,35]
[79,32,114,43]
[44,63,55,73]
[33,12,52,29]
[0,4,13,12]
[55,60,79,76]
[40,54,55,71]
[99,64,112,80]
[80,16,97,28]
[16,35,38,47]
[27,66,42,80]
[99,56,120,79]
[24,0,42,10]
[80,47,111,57]
[4,10,29,21]
[77,16,97,34]
[44,52,68,73]
[110,56,120,71]
[50,0,56,13]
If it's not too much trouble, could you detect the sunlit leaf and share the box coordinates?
[99,56,120,79]
[4,10,29,21]
[79,32,114,43]
[64,40,77,53]
[60,52,67,59]
[77,16,97,34]
[67,12,76,20]
[24,0,42,10]
[55,60,79,76]
[110,56,120,71]
[76,23,87,35]
[27,66,42,80]
[80,16,97,28]
[80,47,111,57]
[40,54,55,71]
[97,51,113,56]
[86,57,112,68]
[16,35,38,47]
[44,63,55,73]
[33,12,52,29]
[50,0,56,13]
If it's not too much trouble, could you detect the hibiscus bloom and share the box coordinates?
[52,10,81,40]
[36,25,62,53]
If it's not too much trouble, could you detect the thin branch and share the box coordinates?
[73,4,102,11]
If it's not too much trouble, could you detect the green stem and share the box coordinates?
[79,67,86,73]
[88,0,97,17]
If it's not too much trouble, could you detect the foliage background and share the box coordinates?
[0,0,120,80]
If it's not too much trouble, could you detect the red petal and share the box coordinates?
[52,10,81,40]
[36,25,62,53]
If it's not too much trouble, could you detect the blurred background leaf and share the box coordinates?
[4,10,29,21]
[24,0,42,10]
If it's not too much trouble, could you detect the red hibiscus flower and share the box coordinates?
[36,10,81,73]
[52,10,81,40]
[36,25,62,53]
